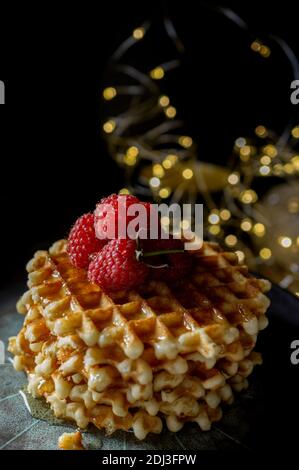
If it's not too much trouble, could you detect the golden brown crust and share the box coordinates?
[9,239,271,440]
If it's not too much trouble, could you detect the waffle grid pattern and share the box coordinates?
[9,239,271,440]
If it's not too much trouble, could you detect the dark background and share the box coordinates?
[0,0,298,287]
[0,1,299,454]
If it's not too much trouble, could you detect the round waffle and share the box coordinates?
[9,239,271,440]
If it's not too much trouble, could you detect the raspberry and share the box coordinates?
[94,194,154,240]
[87,239,149,291]
[142,238,193,282]
[67,213,106,268]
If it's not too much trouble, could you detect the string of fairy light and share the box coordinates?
[100,11,299,296]
[101,22,196,201]
[210,127,299,257]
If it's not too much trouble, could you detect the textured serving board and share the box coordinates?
[0,281,298,450]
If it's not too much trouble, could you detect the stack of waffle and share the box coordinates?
[9,239,271,440]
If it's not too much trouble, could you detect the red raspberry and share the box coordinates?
[142,238,193,282]
[94,194,154,240]
[67,213,106,268]
[87,239,149,291]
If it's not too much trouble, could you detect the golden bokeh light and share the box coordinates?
[165,106,177,118]
[240,190,258,204]
[162,154,178,169]
[103,87,117,101]
[228,173,240,185]
[255,125,267,137]
[260,45,271,57]
[127,146,139,158]
[119,188,130,195]
[263,145,277,158]
[178,136,193,148]
[159,187,171,198]
[159,95,170,107]
[150,67,164,80]
[124,154,137,166]
[241,219,252,232]
[182,168,194,180]
[260,248,272,259]
[133,27,145,40]
[284,163,294,174]
[219,209,231,221]
[208,225,221,235]
[153,164,165,178]
[240,145,251,162]
[291,156,299,170]
[251,40,261,52]
[253,223,265,237]
[103,120,116,133]
[260,155,271,165]
[225,234,238,247]
[291,126,299,138]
